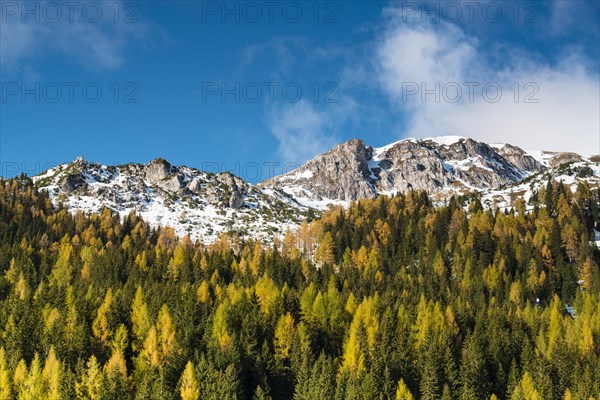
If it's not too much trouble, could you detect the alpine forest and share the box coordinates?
[0,176,599,400]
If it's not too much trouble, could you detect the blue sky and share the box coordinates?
[1,0,599,181]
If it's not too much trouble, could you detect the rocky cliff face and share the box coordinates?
[493,143,544,172]
[260,136,551,205]
[259,139,378,204]
[33,136,599,243]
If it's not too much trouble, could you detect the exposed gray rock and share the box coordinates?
[216,172,246,191]
[260,139,378,202]
[546,152,583,168]
[145,158,172,185]
[261,136,565,204]
[60,173,84,192]
[204,187,219,204]
[229,189,245,209]
[157,174,184,192]
[375,139,451,193]
[73,156,87,166]
[187,179,202,193]
[90,186,105,196]
[495,144,544,173]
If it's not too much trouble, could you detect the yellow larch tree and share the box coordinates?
[42,347,62,400]
[75,355,104,400]
[19,354,44,400]
[131,286,152,352]
[196,280,211,305]
[395,378,414,400]
[92,289,115,350]
[179,361,200,400]
[156,304,178,363]
[0,348,11,400]
[274,313,296,361]
[340,296,379,374]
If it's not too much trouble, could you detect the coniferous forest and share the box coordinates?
[0,177,599,400]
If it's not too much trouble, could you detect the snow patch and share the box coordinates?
[422,135,467,146]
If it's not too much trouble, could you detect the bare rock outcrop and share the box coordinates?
[262,136,557,204]
[261,139,378,202]
[545,152,583,168]
[145,158,172,185]
[495,144,544,173]
[60,173,85,192]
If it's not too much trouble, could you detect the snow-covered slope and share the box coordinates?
[33,157,311,243]
[32,137,599,243]
[481,159,600,212]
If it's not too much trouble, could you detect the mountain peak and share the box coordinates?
[73,155,87,165]
[336,138,367,148]
[263,135,595,208]
[149,157,171,166]
[33,136,598,244]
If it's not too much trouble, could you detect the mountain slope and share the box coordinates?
[261,136,597,208]
[33,157,311,243]
[32,136,599,243]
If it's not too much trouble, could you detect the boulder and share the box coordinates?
[60,173,84,192]
[145,158,172,185]
[229,189,245,209]
[157,175,184,192]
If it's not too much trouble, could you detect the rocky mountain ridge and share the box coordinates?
[261,136,563,206]
[32,136,599,243]
[33,157,311,243]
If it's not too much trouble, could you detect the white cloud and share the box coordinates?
[265,99,357,163]
[377,20,479,89]
[376,10,600,155]
[0,1,157,74]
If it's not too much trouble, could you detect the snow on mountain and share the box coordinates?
[260,136,549,207]
[33,157,312,244]
[422,135,467,146]
[32,136,600,244]
[481,159,600,212]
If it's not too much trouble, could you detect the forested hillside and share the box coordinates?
[0,176,599,399]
